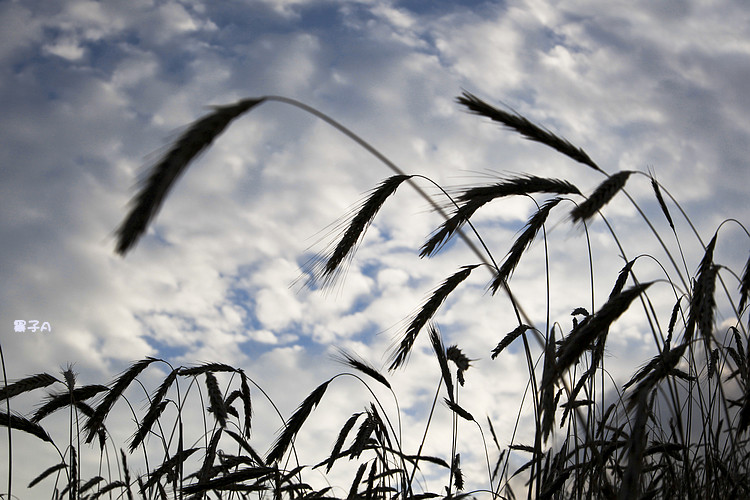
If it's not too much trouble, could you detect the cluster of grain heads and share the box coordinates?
[2,91,748,499]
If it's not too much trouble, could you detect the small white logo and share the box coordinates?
[13,320,51,333]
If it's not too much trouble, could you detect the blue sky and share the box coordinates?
[1,0,749,496]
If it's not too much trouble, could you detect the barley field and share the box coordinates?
[3,92,748,499]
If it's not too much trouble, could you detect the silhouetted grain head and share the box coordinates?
[429,323,455,402]
[334,349,391,389]
[347,463,368,500]
[115,98,266,255]
[238,370,253,437]
[422,176,579,257]
[32,384,108,423]
[739,252,750,313]
[452,453,464,491]
[90,480,127,499]
[570,170,633,225]
[205,372,227,428]
[266,380,330,464]
[444,398,474,422]
[84,358,158,444]
[490,198,561,293]
[457,91,602,171]
[325,412,363,472]
[142,447,200,492]
[80,477,105,496]
[686,233,718,343]
[224,429,265,466]
[178,363,237,376]
[540,325,557,441]
[446,345,471,386]
[28,463,66,489]
[68,446,78,500]
[0,411,51,443]
[129,401,168,452]
[650,176,675,230]
[0,373,59,401]
[389,265,479,370]
[556,282,653,379]
[609,259,636,300]
[620,390,652,500]
[491,324,533,359]
[625,343,688,412]
[197,428,223,490]
[304,174,412,288]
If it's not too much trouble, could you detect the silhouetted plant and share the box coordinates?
[2,91,749,500]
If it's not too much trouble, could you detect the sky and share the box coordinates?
[1,0,749,497]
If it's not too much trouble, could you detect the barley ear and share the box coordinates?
[0,411,52,443]
[389,265,479,370]
[325,412,364,472]
[0,373,59,400]
[429,323,455,402]
[556,282,653,377]
[266,381,330,464]
[444,398,474,421]
[457,91,602,171]
[141,448,199,492]
[84,358,158,443]
[686,233,718,343]
[334,349,391,389]
[239,370,253,437]
[205,372,227,428]
[115,98,266,255]
[490,198,561,293]
[491,324,533,359]
[651,176,674,229]
[421,176,579,258]
[570,171,633,224]
[305,174,412,288]
[28,463,66,488]
[738,251,750,313]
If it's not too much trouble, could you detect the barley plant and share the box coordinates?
[2,91,749,500]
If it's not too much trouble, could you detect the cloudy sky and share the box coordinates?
[1,0,749,497]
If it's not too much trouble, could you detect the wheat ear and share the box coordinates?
[28,462,66,488]
[570,171,633,224]
[0,411,51,442]
[429,323,455,402]
[457,91,602,171]
[421,176,579,257]
[686,233,718,343]
[553,282,653,381]
[490,197,561,293]
[304,174,412,288]
[0,373,59,400]
[115,98,265,255]
[84,358,158,443]
[334,350,391,389]
[389,265,479,370]
[266,380,330,464]
[32,384,108,422]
